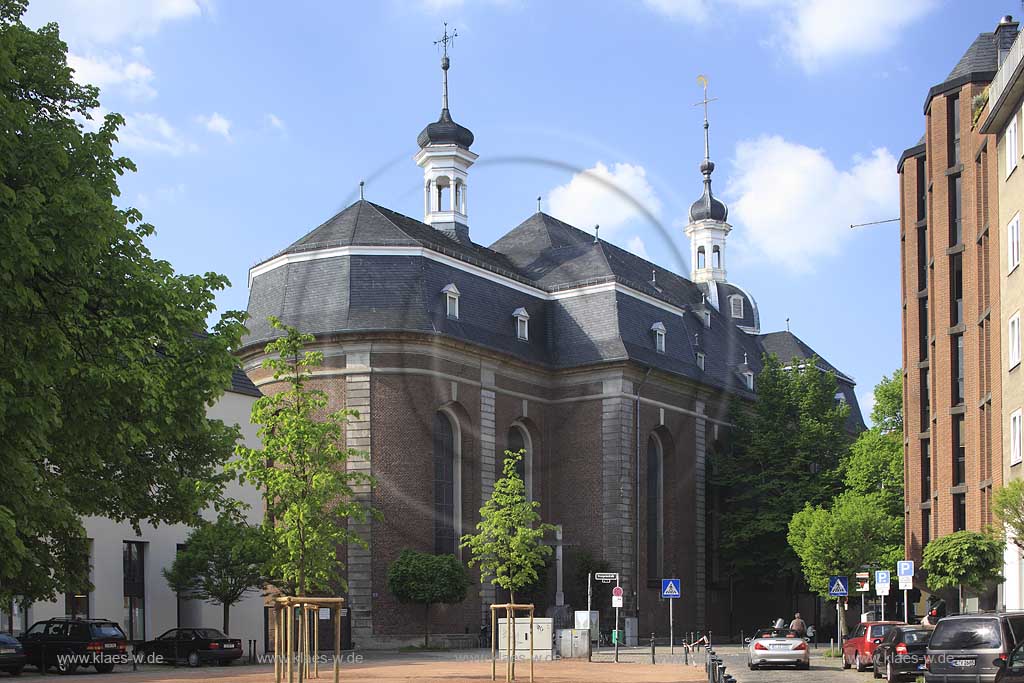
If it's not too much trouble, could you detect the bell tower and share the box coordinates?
[414,23,477,244]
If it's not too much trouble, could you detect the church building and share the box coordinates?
[238,39,863,646]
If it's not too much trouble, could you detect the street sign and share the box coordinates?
[875,570,891,586]
[612,586,624,597]
[612,595,623,608]
[829,576,849,597]
[855,571,870,592]
[898,575,913,590]
[897,561,914,577]
[595,572,618,583]
[661,579,681,599]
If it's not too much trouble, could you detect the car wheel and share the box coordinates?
[855,652,866,672]
[842,652,851,670]
[55,659,78,675]
[95,663,115,674]
[187,651,201,668]
[872,658,881,679]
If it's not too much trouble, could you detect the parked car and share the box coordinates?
[745,627,810,670]
[137,628,242,668]
[0,633,26,676]
[18,618,127,674]
[871,625,932,681]
[925,612,1024,682]
[843,621,904,672]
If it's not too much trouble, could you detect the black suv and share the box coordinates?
[19,618,128,674]
[926,612,1024,682]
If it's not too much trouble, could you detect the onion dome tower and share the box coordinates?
[414,23,477,244]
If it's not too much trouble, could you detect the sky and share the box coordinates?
[22,0,1022,421]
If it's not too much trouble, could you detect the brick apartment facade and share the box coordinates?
[899,16,1014,610]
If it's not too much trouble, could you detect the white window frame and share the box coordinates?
[442,283,460,319]
[651,321,666,354]
[702,310,711,329]
[743,371,754,390]
[513,307,529,341]
[696,351,705,371]
[1010,212,1021,274]
[1011,311,1022,369]
[1009,116,1019,179]
[730,295,744,319]
[1012,409,1023,467]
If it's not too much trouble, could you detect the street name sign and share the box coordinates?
[595,572,618,583]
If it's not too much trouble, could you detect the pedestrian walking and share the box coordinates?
[789,612,807,636]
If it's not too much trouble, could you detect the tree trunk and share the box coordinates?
[424,604,431,649]
[223,602,230,635]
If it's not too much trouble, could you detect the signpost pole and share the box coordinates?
[903,588,908,623]
[669,598,674,655]
[836,600,841,654]
[614,605,620,664]
[881,594,885,621]
[588,572,592,613]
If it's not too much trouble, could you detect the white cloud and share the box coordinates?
[265,113,286,131]
[627,236,650,261]
[117,113,195,156]
[547,162,662,235]
[641,0,937,71]
[196,112,232,140]
[68,52,156,99]
[726,135,897,273]
[27,0,205,44]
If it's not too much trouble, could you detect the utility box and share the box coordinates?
[556,628,591,659]
[624,617,638,646]
[496,618,554,660]
[574,610,599,643]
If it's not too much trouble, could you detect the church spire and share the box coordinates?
[436,22,456,111]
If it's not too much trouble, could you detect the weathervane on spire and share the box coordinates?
[694,74,718,162]
[435,22,458,110]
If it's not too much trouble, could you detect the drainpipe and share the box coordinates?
[635,366,653,623]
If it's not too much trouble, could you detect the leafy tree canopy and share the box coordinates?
[386,550,470,647]
[922,531,1003,595]
[870,370,903,435]
[461,449,556,603]
[230,319,375,596]
[994,480,1024,552]
[843,426,903,517]
[713,354,851,583]
[162,513,271,634]
[0,0,246,606]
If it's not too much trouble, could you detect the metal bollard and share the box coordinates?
[650,633,656,665]
[717,662,726,683]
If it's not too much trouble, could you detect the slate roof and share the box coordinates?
[229,367,262,397]
[246,200,862,424]
[944,32,998,83]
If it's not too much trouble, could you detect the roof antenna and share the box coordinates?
[593,224,600,243]
[537,196,542,213]
[359,180,365,200]
[786,317,790,332]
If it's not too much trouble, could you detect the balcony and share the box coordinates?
[982,30,1024,133]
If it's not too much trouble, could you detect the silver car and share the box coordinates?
[746,627,811,670]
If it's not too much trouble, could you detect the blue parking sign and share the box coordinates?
[897,561,914,577]
[661,578,681,599]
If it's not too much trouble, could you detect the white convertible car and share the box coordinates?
[746,627,811,670]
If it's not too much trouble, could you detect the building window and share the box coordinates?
[1012,409,1023,467]
[742,371,754,390]
[513,307,529,341]
[432,412,457,555]
[953,414,966,486]
[949,175,962,246]
[834,391,847,406]
[921,439,931,501]
[442,283,460,319]
[702,310,711,329]
[916,157,927,221]
[950,253,963,326]
[922,507,931,547]
[1009,116,1019,178]
[123,541,145,641]
[1011,213,1022,273]
[953,493,967,532]
[696,351,705,371]
[917,223,929,290]
[697,246,705,269]
[952,334,965,404]
[651,322,666,353]
[919,298,929,360]
[729,295,743,319]
[1011,312,1022,368]
[948,93,961,166]
[506,424,532,500]
[65,593,89,619]
[646,434,663,579]
[712,245,721,268]
[921,367,931,425]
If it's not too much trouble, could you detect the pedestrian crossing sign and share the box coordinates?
[661,578,681,599]
[829,575,849,597]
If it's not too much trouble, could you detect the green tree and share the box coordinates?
[0,0,246,606]
[922,531,1004,612]
[461,449,556,603]
[713,354,851,585]
[162,514,271,634]
[231,319,374,596]
[994,479,1024,551]
[788,491,903,599]
[386,550,470,648]
[869,370,903,435]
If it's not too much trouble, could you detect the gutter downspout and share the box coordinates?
[635,366,653,623]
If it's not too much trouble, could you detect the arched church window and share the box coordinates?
[646,433,663,579]
[712,245,721,268]
[697,246,706,269]
[433,412,457,555]
[506,424,532,500]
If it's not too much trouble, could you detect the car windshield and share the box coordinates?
[755,628,800,639]
[929,619,1002,650]
[194,629,226,639]
[902,629,931,645]
[90,624,126,639]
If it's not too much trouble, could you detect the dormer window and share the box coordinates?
[729,295,743,319]
[442,283,460,319]
[835,391,847,405]
[696,351,705,371]
[513,307,530,341]
[651,322,666,353]
[703,310,711,329]
[742,371,754,390]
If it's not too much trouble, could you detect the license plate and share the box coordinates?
[0,648,14,654]
[950,659,976,667]
[104,643,117,649]
[769,643,788,650]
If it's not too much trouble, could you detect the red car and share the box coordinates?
[843,621,904,672]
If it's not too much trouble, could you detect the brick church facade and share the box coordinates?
[237,50,863,646]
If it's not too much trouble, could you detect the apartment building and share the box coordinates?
[980,21,1024,610]
[899,16,1015,611]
